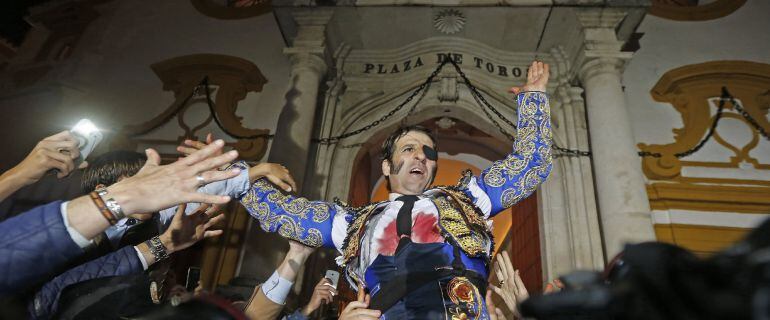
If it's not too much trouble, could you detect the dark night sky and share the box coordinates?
[0,0,53,46]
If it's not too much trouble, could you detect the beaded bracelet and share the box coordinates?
[89,191,117,225]
[145,236,170,262]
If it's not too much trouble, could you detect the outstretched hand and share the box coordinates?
[491,251,529,318]
[510,60,549,95]
[160,203,226,254]
[106,139,239,215]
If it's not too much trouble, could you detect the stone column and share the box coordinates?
[576,9,655,259]
[268,10,332,190]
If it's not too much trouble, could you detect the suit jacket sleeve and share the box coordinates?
[28,245,144,319]
[243,284,286,320]
[0,201,83,295]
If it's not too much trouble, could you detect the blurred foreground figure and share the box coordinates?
[521,217,770,320]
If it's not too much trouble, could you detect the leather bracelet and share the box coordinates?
[145,236,170,262]
[89,191,117,225]
[95,186,125,221]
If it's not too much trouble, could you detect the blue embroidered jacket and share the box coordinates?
[239,91,552,282]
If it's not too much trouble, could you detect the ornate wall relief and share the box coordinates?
[640,60,770,254]
[114,53,270,162]
[111,53,271,288]
[639,60,770,185]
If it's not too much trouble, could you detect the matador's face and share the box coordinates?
[382,131,438,195]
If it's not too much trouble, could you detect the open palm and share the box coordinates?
[511,61,550,95]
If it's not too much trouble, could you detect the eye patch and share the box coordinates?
[423,145,438,161]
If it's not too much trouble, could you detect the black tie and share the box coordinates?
[395,195,419,254]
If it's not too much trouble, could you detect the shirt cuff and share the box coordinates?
[60,201,94,248]
[134,246,149,270]
[261,270,294,305]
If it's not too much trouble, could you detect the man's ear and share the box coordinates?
[382,159,391,177]
[94,183,106,190]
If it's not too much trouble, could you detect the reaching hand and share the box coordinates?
[159,203,226,254]
[491,251,529,318]
[302,278,337,316]
[486,289,507,320]
[340,285,380,320]
[11,131,83,183]
[250,163,297,192]
[510,61,550,95]
[177,133,228,169]
[106,139,239,215]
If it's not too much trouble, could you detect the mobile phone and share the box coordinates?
[70,119,102,166]
[186,267,201,292]
[324,270,340,289]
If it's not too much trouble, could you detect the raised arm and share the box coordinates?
[240,179,344,249]
[465,61,553,217]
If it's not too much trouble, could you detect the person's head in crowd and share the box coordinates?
[80,150,151,220]
[380,125,438,195]
[81,150,146,193]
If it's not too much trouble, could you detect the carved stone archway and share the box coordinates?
[299,37,605,289]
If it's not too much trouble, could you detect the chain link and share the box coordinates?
[731,94,770,141]
[314,59,450,144]
[638,87,742,158]
[199,77,275,140]
[446,57,591,157]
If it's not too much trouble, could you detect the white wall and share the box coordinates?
[625,0,770,153]
[622,0,770,226]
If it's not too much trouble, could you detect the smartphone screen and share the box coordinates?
[186,267,201,292]
[324,270,340,289]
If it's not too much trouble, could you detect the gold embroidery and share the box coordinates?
[482,91,552,209]
[241,179,327,247]
[433,194,490,258]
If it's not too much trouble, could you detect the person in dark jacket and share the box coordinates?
[0,139,239,295]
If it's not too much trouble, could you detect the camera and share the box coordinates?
[70,119,102,166]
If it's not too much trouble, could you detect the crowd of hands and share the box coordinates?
[0,129,562,319]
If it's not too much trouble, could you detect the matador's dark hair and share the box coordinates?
[81,150,146,193]
[380,125,438,191]
[380,125,437,163]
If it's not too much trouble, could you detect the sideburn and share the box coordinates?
[390,159,405,175]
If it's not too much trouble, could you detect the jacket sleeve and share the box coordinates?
[28,245,143,319]
[464,91,553,217]
[239,178,345,249]
[0,201,83,295]
[243,284,286,320]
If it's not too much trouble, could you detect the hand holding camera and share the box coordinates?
[8,130,84,185]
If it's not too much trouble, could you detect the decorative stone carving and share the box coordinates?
[435,117,456,129]
[433,9,466,35]
[639,60,770,185]
[115,53,270,161]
